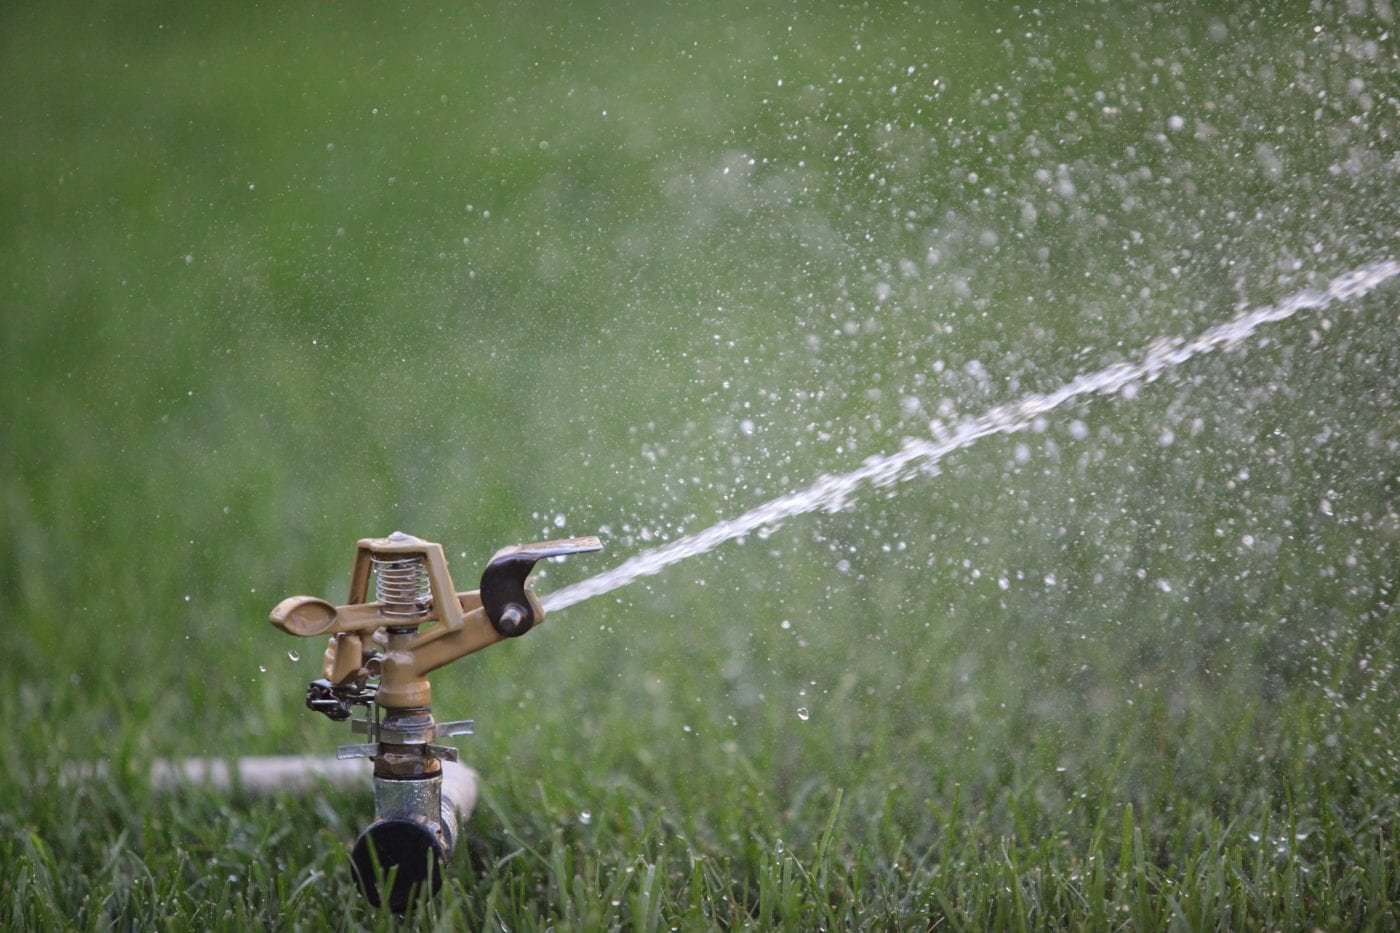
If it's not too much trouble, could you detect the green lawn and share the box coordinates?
[4,2,1399,928]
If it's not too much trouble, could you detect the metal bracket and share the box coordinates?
[425,744,460,762]
[436,719,475,737]
[337,743,381,760]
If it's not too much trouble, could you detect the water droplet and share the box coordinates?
[796,707,810,721]
[554,513,567,528]
[287,650,301,662]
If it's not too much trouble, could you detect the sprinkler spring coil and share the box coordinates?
[372,555,431,618]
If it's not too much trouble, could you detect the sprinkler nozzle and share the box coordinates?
[268,532,601,910]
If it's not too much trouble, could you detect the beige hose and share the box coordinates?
[62,756,479,820]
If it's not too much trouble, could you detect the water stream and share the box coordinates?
[542,258,1400,614]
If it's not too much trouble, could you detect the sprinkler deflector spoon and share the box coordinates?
[481,537,604,637]
[268,531,602,910]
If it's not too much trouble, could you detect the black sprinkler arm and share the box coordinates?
[480,536,604,637]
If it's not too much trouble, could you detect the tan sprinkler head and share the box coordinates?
[268,530,602,911]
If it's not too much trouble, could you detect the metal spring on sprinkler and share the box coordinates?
[372,555,431,619]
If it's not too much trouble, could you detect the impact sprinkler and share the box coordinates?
[269,530,602,910]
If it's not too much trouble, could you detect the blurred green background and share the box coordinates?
[3,1,1398,926]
